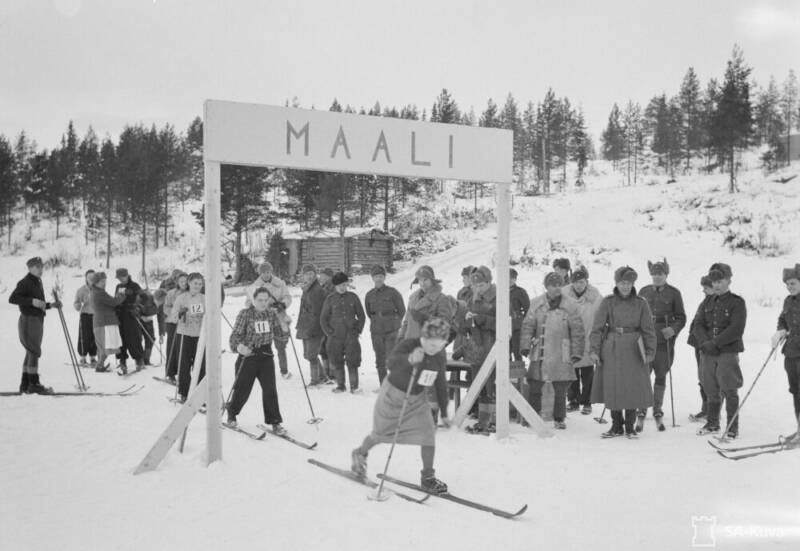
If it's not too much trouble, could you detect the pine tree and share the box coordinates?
[0,134,18,247]
[479,99,501,128]
[570,108,590,181]
[77,127,100,246]
[754,77,785,170]
[431,89,460,124]
[678,67,703,170]
[95,138,117,267]
[601,103,625,169]
[622,101,643,185]
[521,101,537,189]
[781,69,798,166]
[500,93,526,188]
[709,45,753,193]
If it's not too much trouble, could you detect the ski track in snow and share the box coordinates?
[1,175,799,551]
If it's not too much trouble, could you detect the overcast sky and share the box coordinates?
[1,0,799,150]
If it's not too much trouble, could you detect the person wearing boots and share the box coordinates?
[136,289,160,366]
[296,264,328,386]
[365,264,405,385]
[451,266,475,361]
[88,272,125,372]
[520,272,584,429]
[8,257,61,394]
[320,272,366,393]
[590,266,657,439]
[113,268,145,373]
[509,268,531,362]
[773,263,800,442]
[317,267,336,382]
[562,265,602,415]
[687,275,714,422]
[691,263,746,439]
[637,259,686,432]
[226,287,286,435]
[163,272,188,383]
[73,269,97,367]
[246,262,293,379]
[173,273,207,401]
[351,318,452,494]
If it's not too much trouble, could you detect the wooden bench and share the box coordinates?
[446,359,528,413]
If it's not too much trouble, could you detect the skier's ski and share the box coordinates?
[222,422,266,440]
[716,447,789,460]
[307,459,429,504]
[256,424,317,450]
[118,366,146,378]
[376,473,527,519]
[707,440,782,453]
[152,376,176,386]
[0,384,142,397]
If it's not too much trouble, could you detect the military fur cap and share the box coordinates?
[708,262,732,281]
[614,266,638,283]
[782,263,800,283]
[647,258,669,275]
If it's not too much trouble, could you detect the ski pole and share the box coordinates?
[134,316,163,361]
[373,364,420,502]
[716,338,784,442]
[224,354,248,412]
[222,311,234,330]
[53,290,87,391]
[174,334,185,404]
[665,325,678,428]
[287,333,323,424]
[594,407,607,424]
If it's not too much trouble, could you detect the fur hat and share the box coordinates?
[571,265,589,282]
[420,317,451,341]
[332,272,349,286]
[115,268,129,279]
[614,266,638,283]
[91,271,107,286]
[543,272,564,288]
[370,264,386,276]
[647,258,669,275]
[413,265,441,284]
[782,263,800,283]
[552,258,571,271]
[259,261,274,275]
[301,264,317,274]
[470,265,492,285]
[708,262,732,281]
[700,275,713,288]
[320,267,335,278]
[461,265,475,277]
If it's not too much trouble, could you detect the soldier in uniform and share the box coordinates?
[687,275,714,422]
[691,262,747,439]
[320,272,366,393]
[772,263,800,438]
[317,267,336,382]
[296,264,328,386]
[509,268,531,362]
[364,264,406,384]
[636,259,686,431]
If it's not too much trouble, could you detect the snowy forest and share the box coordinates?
[0,46,798,273]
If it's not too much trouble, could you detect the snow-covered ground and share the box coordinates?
[2,168,799,551]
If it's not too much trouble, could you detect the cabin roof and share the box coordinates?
[283,227,394,240]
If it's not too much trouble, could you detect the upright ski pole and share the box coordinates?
[134,316,163,363]
[53,290,87,391]
[287,333,323,424]
[372,365,420,502]
[666,331,678,428]
[594,407,608,424]
[716,339,783,442]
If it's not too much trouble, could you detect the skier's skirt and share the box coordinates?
[102,324,123,351]
[370,378,435,447]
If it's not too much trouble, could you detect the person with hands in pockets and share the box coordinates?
[226,287,286,435]
[350,317,452,494]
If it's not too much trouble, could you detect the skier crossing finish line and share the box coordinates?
[351,317,451,494]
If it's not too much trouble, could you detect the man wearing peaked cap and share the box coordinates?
[773,263,800,431]
[365,264,406,384]
[113,267,145,373]
[691,262,747,439]
[320,271,366,393]
[687,275,716,422]
[638,258,686,431]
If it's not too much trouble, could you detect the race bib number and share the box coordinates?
[190,303,204,315]
[417,370,438,387]
[254,320,270,334]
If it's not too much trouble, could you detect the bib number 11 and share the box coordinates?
[254,321,270,334]
[417,370,438,387]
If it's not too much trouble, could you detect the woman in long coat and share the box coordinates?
[590,266,656,438]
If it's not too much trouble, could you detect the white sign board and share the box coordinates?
[204,100,513,183]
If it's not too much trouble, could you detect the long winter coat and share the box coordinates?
[520,294,584,382]
[400,284,454,340]
[466,284,497,368]
[589,288,657,409]
[295,279,326,340]
[561,283,602,368]
[89,287,125,328]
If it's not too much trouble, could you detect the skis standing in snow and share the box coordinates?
[172,273,206,401]
[113,268,145,373]
[8,257,62,394]
[637,259,686,432]
[320,272,366,393]
[690,263,746,439]
[520,272,585,430]
[245,262,293,380]
[88,272,125,372]
[562,265,601,415]
[589,266,657,439]
[226,287,286,435]
[351,318,451,494]
[72,269,98,367]
[687,275,714,422]
[295,264,330,386]
[774,263,800,434]
[364,264,406,386]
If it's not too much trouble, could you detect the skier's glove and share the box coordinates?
[771,330,787,348]
[660,327,676,340]
[700,341,720,356]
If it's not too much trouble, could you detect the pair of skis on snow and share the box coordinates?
[0,383,143,397]
[708,437,798,460]
[308,459,527,520]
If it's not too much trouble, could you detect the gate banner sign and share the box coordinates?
[204,100,513,183]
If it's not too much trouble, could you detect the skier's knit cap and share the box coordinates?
[420,317,451,341]
[301,264,317,274]
[782,263,800,283]
[461,266,475,277]
[648,259,669,275]
[543,272,564,288]
[552,258,571,271]
[708,262,732,281]
[116,268,129,279]
[320,267,335,278]
[26,256,43,268]
[414,265,441,284]
[470,266,492,285]
[370,264,386,276]
[700,275,713,288]
[259,261,273,275]
[509,268,518,280]
[571,265,589,282]
[91,271,107,286]
[614,266,638,283]
[332,272,349,286]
